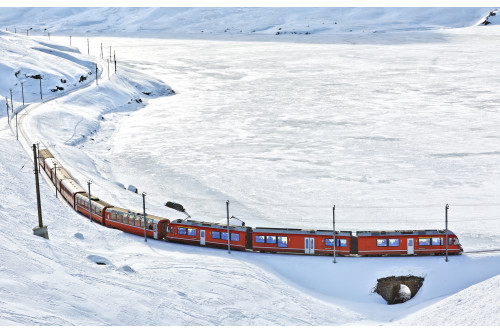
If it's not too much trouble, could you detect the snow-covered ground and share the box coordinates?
[1,7,500,326]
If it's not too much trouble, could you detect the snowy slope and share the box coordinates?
[1,7,498,37]
[2,7,500,326]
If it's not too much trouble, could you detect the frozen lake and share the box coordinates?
[57,31,500,251]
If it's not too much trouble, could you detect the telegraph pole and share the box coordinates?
[32,144,48,239]
[6,97,10,125]
[21,82,24,105]
[226,200,231,254]
[143,192,147,242]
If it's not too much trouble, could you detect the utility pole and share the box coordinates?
[88,181,93,222]
[15,111,18,140]
[143,193,147,242]
[226,200,231,254]
[445,204,449,262]
[54,163,57,198]
[21,82,24,105]
[95,64,98,86]
[333,205,336,264]
[114,51,117,73]
[5,97,9,125]
[9,89,13,113]
[32,144,48,239]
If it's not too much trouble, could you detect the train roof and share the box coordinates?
[253,227,352,236]
[38,149,54,159]
[60,178,85,194]
[44,158,59,169]
[356,229,455,236]
[75,192,111,207]
[107,207,169,222]
[170,218,250,231]
[55,167,72,181]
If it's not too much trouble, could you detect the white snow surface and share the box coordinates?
[1,7,500,326]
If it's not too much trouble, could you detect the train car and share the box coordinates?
[43,158,59,182]
[356,230,463,256]
[166,219,251,251]
[251,227,352,255]
[38,149,53,171]
[75,193,112,225]
[104,207,169,240]
[59,178,86,209]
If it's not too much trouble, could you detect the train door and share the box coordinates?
[305,237,315,254]
[407,238,414,255]
[154,223,158,239]
[200,230,206,246]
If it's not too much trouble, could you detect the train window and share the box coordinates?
[255,235,265,243]
[230,233,240,242]
[388,239,399,247]
[178,227,187,235]
[187,228,197,236]
[337,239,347,247]
[212,231,221,239]
[377,239,388,247]
[448,237,459,246]
[325,238,334,246]
[419,238,431,246]
[432,238,443,246]
[277,236,288,248]
[221,232,228,240]
[266,236,276,244]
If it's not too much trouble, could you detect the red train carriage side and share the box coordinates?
[104,207,169,240]
[166,219,251,251]
[75,193,112,225]
[251,227,352,255]
[356,230,463,256]
[59,178,86,209]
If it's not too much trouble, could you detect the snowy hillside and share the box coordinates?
[1,7,499,37]
[1,7,500,326]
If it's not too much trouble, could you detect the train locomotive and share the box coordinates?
[36,148,463,257]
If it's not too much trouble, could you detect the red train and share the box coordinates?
[36,148,463,257]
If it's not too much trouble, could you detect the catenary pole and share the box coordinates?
[143,192,147,242]
[333,205,336,263]
[33,144,43,228]
[226,200,231,254]
[88,181,93,222]
[445,204,449,262]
